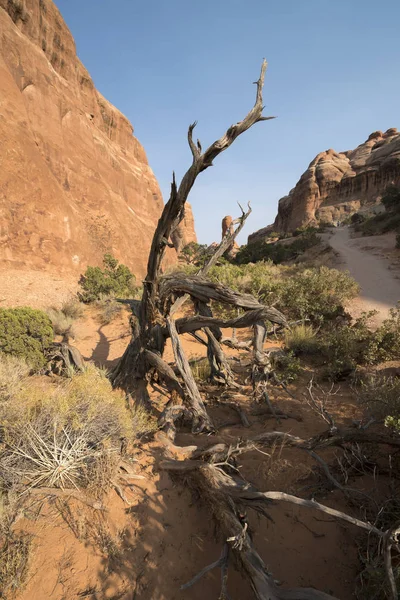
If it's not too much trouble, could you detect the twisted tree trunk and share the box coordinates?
[111,60,281,430]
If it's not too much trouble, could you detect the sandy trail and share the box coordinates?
[329,226,400,324]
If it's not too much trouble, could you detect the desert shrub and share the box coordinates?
[0,365,153,491]
[284,324,319,355]
[94,294,123,325]
[204,262,358,326]
[235,231,321,265]
[180,242,212,266]
[0,533,32,599]
[271,350,302,383]
[0,355,29,402]
[0,307,53,371]
[46,298,84,339]
[381,185,400,213]
[60,297,85,319]
[364,305,400,363]
[359,376,400,430]
[292,225,319,237]
[46,307,75,339]
[319,324,368,380]
[276,266,359,324]
[79,254,138,303]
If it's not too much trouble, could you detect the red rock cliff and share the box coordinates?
[249,128,400,242]
[0,0,196,277]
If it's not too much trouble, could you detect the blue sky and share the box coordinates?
[55,0,400,245]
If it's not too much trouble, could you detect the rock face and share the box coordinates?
[249,128,400,242]
[0,0,196,277]
[221,215,239,257]
[170,203,197,253]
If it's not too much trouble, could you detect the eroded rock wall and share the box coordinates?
[0,0,196,276]
[249,128,400,242]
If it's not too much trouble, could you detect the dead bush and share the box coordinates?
[0,355,30,401]
[0,533,32,599]
[0,365,134,491]
[60,297,85,320]
[94,295,123,325]
[46,307,76,339]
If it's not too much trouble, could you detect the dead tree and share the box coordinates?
[111,60,282,432]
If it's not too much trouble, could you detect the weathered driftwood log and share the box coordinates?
[160,426,400,599]
[161,456,339,599]
[46,342,85,375]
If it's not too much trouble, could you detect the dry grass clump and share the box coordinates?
[0,365,140,491]
[0,533,32,599]
[0,490,31,599]
[189,356,211,381]
[284,323,319,355]
[60,297,85,320]
[130,400,157,439]
[46,307,76,338]
[94,294,123,325]
[46,297,84,339]
[0,355,30,401]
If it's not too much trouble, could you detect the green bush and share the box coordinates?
[272,350,302,383]
[364,305,400,363]
[318,317,372,380]
[277,266,359,324]
[0,308,53,371]
[79,254,138,303]
[202,261,358,326]
[353,186,400,236]
[236,231,321,265]
[180,242,212,266]
[381,185,400,213]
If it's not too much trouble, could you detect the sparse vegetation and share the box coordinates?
[0,355,30,401]
[0,532,32,599]
[79,254,138,303]
[354,185,400,237]
[46,307,75,339]
[202,262,359,325]
[94,294,123,325]
[284,323,319,355]
[235,230,321,265]
[0,307,54,371]
[359,376,400,432]
[271,350,302,383]
[179,242,212,266]
[189,356,212,381]
[0,365,152,492]
[46,298,84,339]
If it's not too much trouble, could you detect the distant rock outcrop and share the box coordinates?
[170,203,197,253]
[221,215,239,257]
[0,0,196,277]
[249,128,400,243]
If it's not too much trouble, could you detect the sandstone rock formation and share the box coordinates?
[221,215,239,257]
[170,203,197,253]
[249,128,400,243]
[0,0,196,277]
